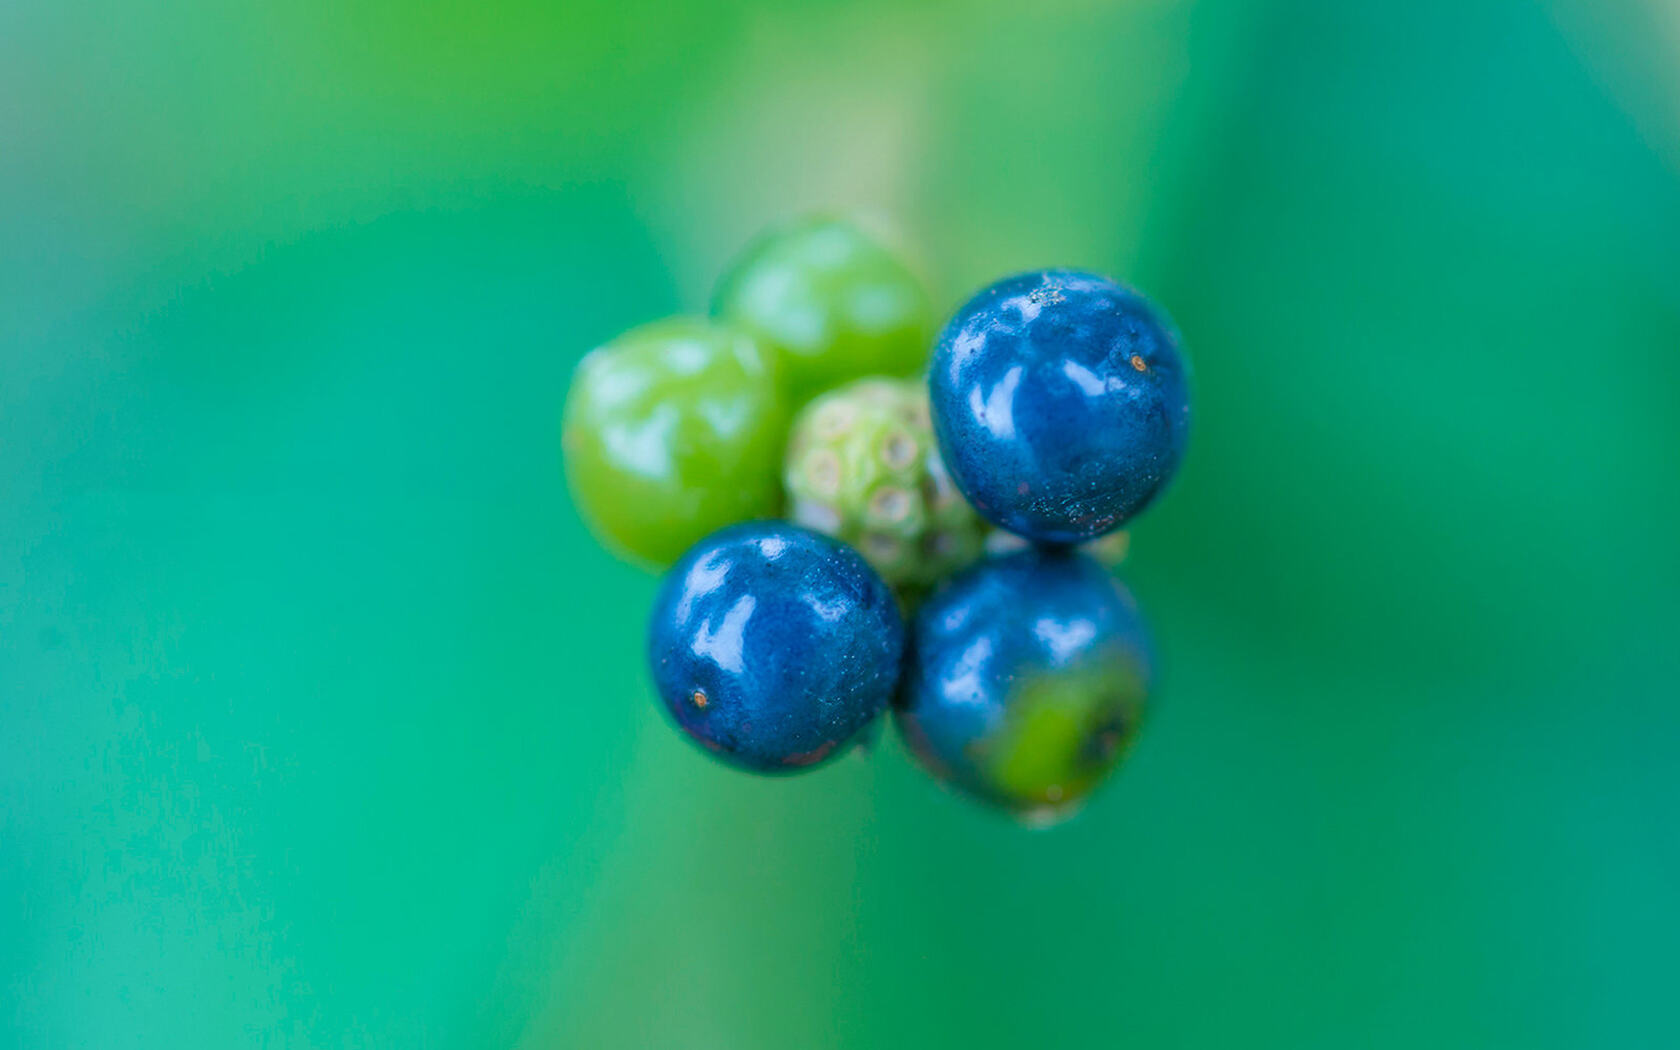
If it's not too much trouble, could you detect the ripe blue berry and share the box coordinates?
[929,270,1190,543]
[895,548,1153,821]
[648,521,906,774]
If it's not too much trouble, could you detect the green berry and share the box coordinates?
[784,377,986,591]
[563,317,789,566]
[713,215,936,405]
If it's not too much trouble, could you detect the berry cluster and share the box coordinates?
[563,215,1191,823]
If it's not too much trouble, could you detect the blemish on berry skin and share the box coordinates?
[691,689,710,709]
[783,738,839,767]
[1129,354,1148,372]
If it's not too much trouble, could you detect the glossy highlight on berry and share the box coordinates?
[648,521,906,774]
[713,215,936,404]
[928,269,1191,543]
[895,547,1153,820]
[562,317,790,566]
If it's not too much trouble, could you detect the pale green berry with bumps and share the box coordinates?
[784,376,986,590]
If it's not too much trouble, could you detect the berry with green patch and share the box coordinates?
[895,547,1153,823]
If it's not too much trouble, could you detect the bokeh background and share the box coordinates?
[5,0,1679,1046]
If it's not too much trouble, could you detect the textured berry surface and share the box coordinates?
[929,269,1190,543]
[713,215,935,404]
[648,521,905,774]
[562,317,788,566]
[785,377,986,591]
[895,548,1152,821]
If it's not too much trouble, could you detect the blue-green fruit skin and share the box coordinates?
[929,269,1190,543]
[648,522,906,774]
[895,548,1153,814]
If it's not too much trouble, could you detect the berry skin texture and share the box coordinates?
[562,317,789,567]
[648,521,906,774]
[895,548,1153,822]
[713,215,936,405]
[784,377,986,592]
[929,269,1190,543]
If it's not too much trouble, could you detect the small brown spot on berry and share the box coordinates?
[1129,354,1148,372]
[691,689,709,709]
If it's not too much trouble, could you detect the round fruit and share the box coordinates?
[895,547,1153,821]
[928,269,1190,543]
[713,215,935,404]
[563,317,789,566]
[784,376,986,591]
[648,521,905,774]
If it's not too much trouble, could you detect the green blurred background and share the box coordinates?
[4,0,1678,1046]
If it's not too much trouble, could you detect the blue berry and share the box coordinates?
[648,521,906,773]
[929,270,1190,543]
[895,548,1153,821]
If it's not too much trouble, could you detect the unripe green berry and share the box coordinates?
[563,317,789,567]
[714,216,935,405]
[785,377,986,591]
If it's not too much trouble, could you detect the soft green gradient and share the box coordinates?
[4,1,1678,1047]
